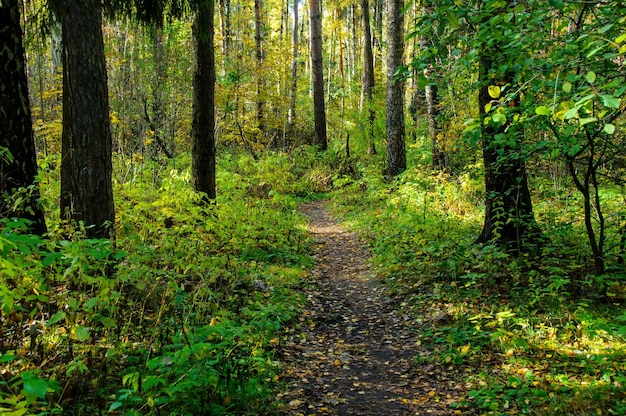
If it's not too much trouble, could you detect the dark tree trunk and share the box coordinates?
[192,0,217,201]
[310,0,327,150]
[0,0,47,235]
[385,0,405,177]
[476,54,537,252]
[361,0,376,154]
[55,0,114,239]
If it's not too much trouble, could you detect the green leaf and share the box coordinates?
[74,325,90,342]
[603,124,616,134]
[22,373,49,399]
[585,71,596,84]
[488,85,501,99]
[492,113,507,124]
[484,102,493,113]
[535,106,552,116]
[562,82,572,93]
[564,108,578,120]
[579,117,597,126]
[0,354,18,363]
[616,34,626,44]
[601,95,620,109]
[548,0,564,9]
[447,11,459,30]
[46,311,66,326]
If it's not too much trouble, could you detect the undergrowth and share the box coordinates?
[0,149,328,415]
[329,147,626,415]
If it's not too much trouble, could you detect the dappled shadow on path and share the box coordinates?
[276,200,472,415]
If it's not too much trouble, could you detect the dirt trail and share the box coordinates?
[277,200,469,415]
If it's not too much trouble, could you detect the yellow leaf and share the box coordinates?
[334,359,341,366]
[488,85,501,99]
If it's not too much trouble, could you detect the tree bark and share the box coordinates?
[0,0,47,235]
[361,0,376,154]
[310,0,327,150]
[192,0,217,201]
[254,0,265,135]
[54,0,114,239]
[476,54,537,252]
[385,0,405,177]
[288,0,299,131]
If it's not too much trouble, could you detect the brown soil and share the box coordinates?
[276,200,473,415]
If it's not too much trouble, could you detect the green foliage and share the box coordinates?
[330,156,626,415]
[0,151,322,414]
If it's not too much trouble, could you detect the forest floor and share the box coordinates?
[276,200,475,415]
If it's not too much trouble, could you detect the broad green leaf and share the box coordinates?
[585,71,596,84]
[579,117,597,126]
[535,106,552,116]
[562,82,572,93]
[603,124,616,134]
[0,354,18,363]
[548,0,564,9]
[488,85,501,99]
[86,297,99,309]
[564,108,578,119]
[74,325,90,341]
[22,374,49,399]
[492,113,507,124]
[601,95,620,108]
[46,311,66,326]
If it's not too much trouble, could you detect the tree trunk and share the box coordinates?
[287,0,299,131]
[476,53,537,252]
[361,0,376,154]
[309,0,327,150]
[254,0,265,136]
[54,0,114,239]
[0,0,47,235]
[385,0,405,177]
[420,2,445,170]
[192,0,217,201]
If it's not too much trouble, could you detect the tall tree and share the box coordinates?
[254,0,265,135]
[420,1,446,170]
[385,0,405,177]
[474,0,537,251]
[309,0,327,150]
[0,0,47,235]
[360,0,376,154]
[287,0,299,132]
[191,0,217,200]
[53,0,115,239]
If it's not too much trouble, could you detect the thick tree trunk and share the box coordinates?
[0,0,47,235]
[385,0,405,177]
[192,0,217,201]
[361,0,376,154]
[476,54,536,252]
[310,0,327,150]
[55,0,114,239]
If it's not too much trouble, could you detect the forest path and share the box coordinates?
[277,200,468,415]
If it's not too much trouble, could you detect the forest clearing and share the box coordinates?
[1,0,626,414]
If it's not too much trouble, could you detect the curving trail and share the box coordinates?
[277,200,470,415]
